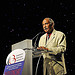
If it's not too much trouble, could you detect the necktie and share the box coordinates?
[46,34,49,43]
[47,34,49,40]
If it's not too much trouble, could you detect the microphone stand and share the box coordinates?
[35,55,42,75]
[32,31,44,75]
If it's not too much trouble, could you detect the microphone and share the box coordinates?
[32,32,44,40]
[32,31,44,48]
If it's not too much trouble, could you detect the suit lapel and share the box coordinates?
[46,29,56,46]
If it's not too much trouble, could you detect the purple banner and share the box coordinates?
[3,61,24,75]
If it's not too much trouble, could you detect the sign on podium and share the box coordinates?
[3,49,25,75]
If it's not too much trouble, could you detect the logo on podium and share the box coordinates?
[3,49,25,75]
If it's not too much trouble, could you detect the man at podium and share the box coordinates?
[37,18,67,75]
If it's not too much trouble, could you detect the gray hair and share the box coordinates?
[44,18,55,27]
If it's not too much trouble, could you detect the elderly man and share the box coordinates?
[37,18,67,75]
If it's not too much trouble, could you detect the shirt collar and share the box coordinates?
[46,33,52,38]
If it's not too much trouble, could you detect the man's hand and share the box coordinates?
[37,46,49,51]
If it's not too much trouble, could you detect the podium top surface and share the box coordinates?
[12,39,32,51]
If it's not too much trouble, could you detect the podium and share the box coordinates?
[11,39,42,75]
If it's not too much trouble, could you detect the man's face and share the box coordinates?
[42,19,53,33]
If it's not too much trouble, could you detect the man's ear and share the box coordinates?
[49,23,53,29]
[51,23,54,28]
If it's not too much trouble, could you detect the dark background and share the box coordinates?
[0,0,75,75]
